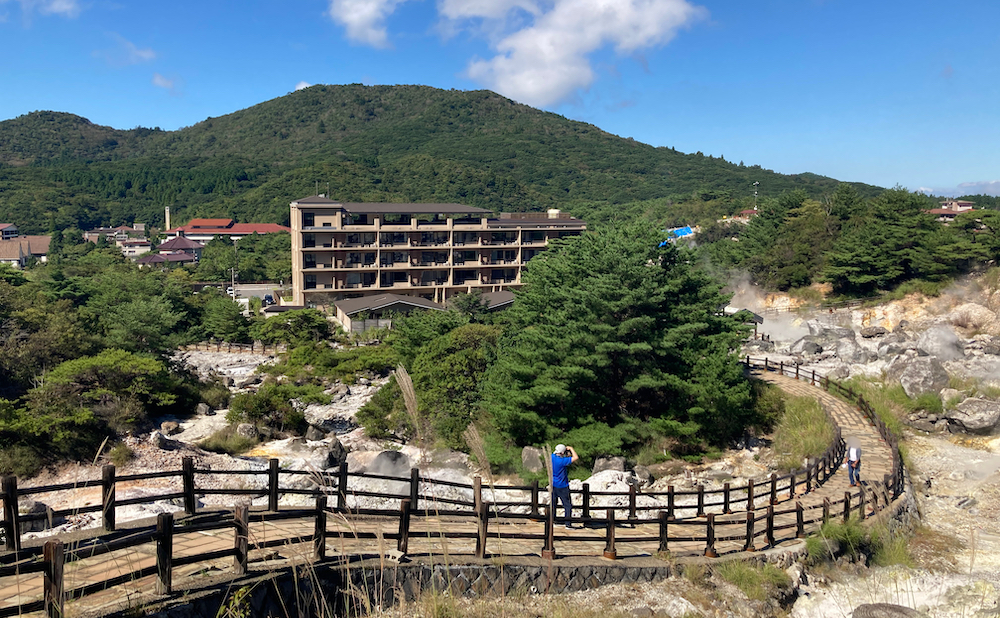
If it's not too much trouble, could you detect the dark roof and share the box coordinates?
[342,203,490,215]
[334,294,445,315]
[137,252,196,265]
[262,304,305,314]
[21,235,51,256]
[292,196,340,205]
[489,218,586,228]
[158,236,204,250]
[481,290,515,310]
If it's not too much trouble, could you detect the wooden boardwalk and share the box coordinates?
[0,365,901,617]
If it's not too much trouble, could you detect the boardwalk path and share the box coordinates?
[0,368,899,616]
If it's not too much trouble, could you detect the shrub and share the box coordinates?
[200,384,232,410]
[715,560,791,601]
[0,444,43,478]
[109,443,134,468]
[199,425,258,455]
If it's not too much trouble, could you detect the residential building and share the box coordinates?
[0,224,18,240]
[157,236,205,260]
[927,199,975,223]
[83,224,146,244]
[0,235,50,268]
[163,218,290,242]
[334,294,446,333]
[289,196,586,306]
[136,252,197,268]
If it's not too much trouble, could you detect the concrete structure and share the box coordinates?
[289,196,586,306]
[164,218,289,242]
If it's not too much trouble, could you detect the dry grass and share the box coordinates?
[771,395,836,471]
[907,525,965,572]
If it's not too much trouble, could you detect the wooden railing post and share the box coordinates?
[530,480,540,519]
[858,485,867,520]
[704,513,718,558]
[156,513,174,595]
[658,510,669,553]
[101,464,116,532]
[2,475,21,551]
[811,369,816,385]
[823,498,831,525]
[723,482,731,514]
[234,506,248,576]
[667,485,675,520]
[182,456,196,515]
[628,484,637,522]
[582,483,591,523]
[410,467,420,512]
[43,539,64,618]
[766,505,775,548]
[744,512,756,552]
[805,466,813,494]
[795,502,805,538]
[795,365,800,380]
[843,492,851,522]
[268,458,280,512]
[315,495,328,561]
[397,498,412,554]
[337,462,349,512]
[603,508,617,560]
[746,479,755,511]
[696,485,705,517]
[769,474,778,505]
[474,476,482,514]
[779,361,784,376]
[475,501,489,559]
[789,472,796,499]
[542,504,556,559]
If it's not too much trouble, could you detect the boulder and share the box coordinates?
[346,450,380,474]
[160,421,181,435]
[898,357,950,399]
[835,337,872,364]
[916,325,964,361]
[236,423,259,440]
[632,465,654,487]
[325,437,348,466]
[851,604,921,618]
[948,303,997,331]
[17,500,57,533]
[593,456,628,475]
[744,339,775,353]
[521,446,545,474]
[939,388,965,409]
[828,365,850,380]
[196,403,211,416]
[805,320,854,339]
[789,336,824,355]
[859,326,889,338]
[148,430,170,449]
[305,425,327,441]
[945,398,1000,434]
[369,450,411,477]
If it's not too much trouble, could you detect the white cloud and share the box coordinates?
[0,0,81,18]
[95,33,157,66]
[152,73,179,95]
[295,81,312,91]
[327,0,410,48]
[457,0,707,107]
[917,181,1000,197]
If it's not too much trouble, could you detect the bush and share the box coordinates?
[715,560,791,601]
[751,380,785,432]
[0,444,43,478]
[226,382,325,435]
[109,443,134,467]
[200,384,232,410]
[199,425,259,455]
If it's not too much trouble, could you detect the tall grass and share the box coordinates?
[714,560,791,601]
[771,395,836,471]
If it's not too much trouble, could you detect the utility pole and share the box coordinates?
[753,181,760,210]
[230,237,239,297]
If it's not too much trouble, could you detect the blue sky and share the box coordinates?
[1,0,998,196]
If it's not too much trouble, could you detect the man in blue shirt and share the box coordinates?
[551,444,579,528]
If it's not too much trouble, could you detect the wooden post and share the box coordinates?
[410,467,420,512]
[789,472,796,499]
[156,513,174,595]
[182,456,196,515]
[805,466,813,495]
[811,369,816,385]
[843,492,851,522]
[43,539,64,618]
[397,498,412,555]
[628,484,637,523]
[823,498,831,525]
[582,483,591,523]
[234,505,248,576]
[337,462,349,512]
[769,474,778,505]
[764,358,769,371]
[795,365,800,380]
[795,502,805,538]
[658,511,669,553]
[779,361,784,376]
[744,512,756,552]
[475,501,489,559]
[766,505,775,548]
[667,485,675,520]
[723,482,731,514]
[101,464,116,532]
[704,513,718,558]
[474,476,482,514]
[530,480,540,518]
[747,479,755,511]
[696,485,705,517]
[2,475,21,551]
[268,458,280,512]
[603,508,617,560]
[858,485,867,520]
[542,504,556,559]
[314,495,328,561]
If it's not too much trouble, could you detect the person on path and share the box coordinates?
[844,445,862,486]
[551,444,579,528]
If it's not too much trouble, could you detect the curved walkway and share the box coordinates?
[0,370,902,617]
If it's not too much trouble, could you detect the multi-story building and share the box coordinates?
[289,196,586,306]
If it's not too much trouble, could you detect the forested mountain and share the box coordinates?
[0,84,882,234]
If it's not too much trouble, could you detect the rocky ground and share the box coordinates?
[14,276,1000,616]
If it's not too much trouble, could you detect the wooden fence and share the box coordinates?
[180,342,288,355]
[0,358,904,617]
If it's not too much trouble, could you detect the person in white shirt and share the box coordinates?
[844,446,862,487]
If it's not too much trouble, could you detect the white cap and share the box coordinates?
[555,444,566,454]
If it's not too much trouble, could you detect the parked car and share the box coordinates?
[263,294,275,306]
[227,287,235,297]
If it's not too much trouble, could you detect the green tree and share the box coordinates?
[249,308,331,345]
[483,224,752,451]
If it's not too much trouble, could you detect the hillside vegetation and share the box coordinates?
[1,84,881,235]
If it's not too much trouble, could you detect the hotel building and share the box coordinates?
[289,196,586,306]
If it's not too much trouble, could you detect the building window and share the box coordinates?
[303,212,315,227]
[303,253,316,269]
[304,233,315,248]
[305,275,317,289]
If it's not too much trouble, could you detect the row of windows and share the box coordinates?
[304,268,518,290]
